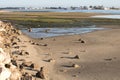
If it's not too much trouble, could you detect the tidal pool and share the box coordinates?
[22,26,105,38]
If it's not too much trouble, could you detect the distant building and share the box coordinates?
[104,7,110,10]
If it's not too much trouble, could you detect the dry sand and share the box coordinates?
[14,27,120,80]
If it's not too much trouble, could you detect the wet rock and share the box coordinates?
[28,27,32,32]
[40,38,44,40]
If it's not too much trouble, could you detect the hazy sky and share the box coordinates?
[0,0,120,7]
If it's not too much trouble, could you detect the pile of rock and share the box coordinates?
[0,21,22,80]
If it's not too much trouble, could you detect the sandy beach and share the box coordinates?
[0,20,120,80]
[21,27,120,80]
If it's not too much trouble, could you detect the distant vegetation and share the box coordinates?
[0,12,120,29]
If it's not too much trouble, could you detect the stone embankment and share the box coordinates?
[0,21,34,80]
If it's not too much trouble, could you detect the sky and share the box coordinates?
[0,0,120,7]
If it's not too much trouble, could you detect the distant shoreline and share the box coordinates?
[0,10,12,12]
[1,9,120,14]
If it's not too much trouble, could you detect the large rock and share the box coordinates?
[0,63,11,80]
[0,21,22,80]
[0,48,11,64]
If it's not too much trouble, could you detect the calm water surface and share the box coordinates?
[6,9,120,15]
[92,15,120,19]
[22,26,105,38]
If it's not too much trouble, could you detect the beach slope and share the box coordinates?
[33,28,120,80]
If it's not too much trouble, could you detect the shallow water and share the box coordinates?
[22,26,105,38]
[6,9,120,14]
[91,15,120,19]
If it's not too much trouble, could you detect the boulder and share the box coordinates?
[0,48,11,64]
[0,63,11,80]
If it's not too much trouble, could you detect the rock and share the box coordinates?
[22,61,33,67]
[4,64,11,68]
[14,46,20,49]
[19,64,24,71]
[104,58,112,61]
[78,38,85,43]
[28,27,32,32]
[18,51,30,56]
[10,69,21,80]
[34,43,39,45]
[12,50,23,55]
[12,42,17,46]
[30,63,34,68]
[4,43,11,48]
[36,67,45,79]
[72,75,78,77]
[74,55,80,59]
[0,64,11,80]
[78,38,82,41]
[69,51,72,54]
[11,59,18,67]
[21,72,32,80]
[0,48,11,64]
[48,59,55,62]
[72,64,80,68]
[81,40,85,43]
[43,44,47,46]
[40,38,44,40]
[24,51,29,55]
[60,69,67,72]
[16,30,22,35]
[30,63,39,69]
